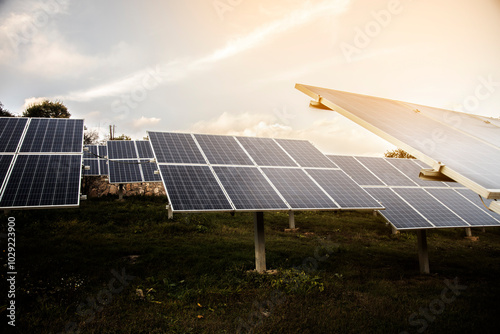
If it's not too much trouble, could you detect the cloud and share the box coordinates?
[22,96,49,110]
[131,116,161,129]
[55,0,351,102]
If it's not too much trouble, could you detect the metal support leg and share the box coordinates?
[254,212,266,273]
[417,230,430,274]
[118,184,124,200]
[288,210,295,229]
[392,225,400,235]
[465,228,472,237]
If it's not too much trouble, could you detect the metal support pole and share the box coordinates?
[118,184,124,200]
[465,228,472,237]
[392,225,400,235]
[254,212,266,273]
[373,210,378,217]
[288,210,295,229]
[417,230,430,274]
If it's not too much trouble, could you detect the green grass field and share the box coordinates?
[2,195,500,333]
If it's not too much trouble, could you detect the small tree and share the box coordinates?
[84,126,100,145]
[384,148,416,159]
[23,100,71,118]
[0,102,14,117]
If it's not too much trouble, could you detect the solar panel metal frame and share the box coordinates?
[148,131,386,213]
[0,117,84,210]
[296,84,500,200]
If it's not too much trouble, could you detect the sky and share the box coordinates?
[1,0,500,156]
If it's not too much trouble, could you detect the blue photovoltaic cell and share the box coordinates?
[136,140,154,159]
[149,132,206,164]
[327,155,384,186]
[99,160,108,176]
[426,188,500,226]
[306,169,383,209]
[262,168,337,209]
[275,139,338,168]
[140,160,162,182]
[392,188,468,227]
[236,136,297,167]
[83,159,99,176]
[213,166,288,210]
[365,188,433,229]
[108,160,143,183]
[355,157,417,187]
[20,118,83,153]
[385,158,449,187]
[98,145,107,158]
[107,141,137,159]
[84,145,98,158]
[159,165,233,211]
[0,155,81,208]
[195,134,253,165]
[0,155,14,187]
[0,118,28,152]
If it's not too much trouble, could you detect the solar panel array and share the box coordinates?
[296,84,500,202]
[0,117,84,209]
[148,131,383,213]
[106,140,161,184]
[83,145,108,176]
[327,155,500,230]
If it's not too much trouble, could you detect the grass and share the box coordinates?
[1,195,500,333]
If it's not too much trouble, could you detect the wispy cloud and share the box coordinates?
[56,0,351,102]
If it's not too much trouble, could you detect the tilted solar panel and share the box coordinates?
[237,137,297,167]
[83,159,99,176]
[0,155,81,208]
[275,138,338,168]
[195,134,254,166]
[83,145,98,158]
[107,140,137,159]
[327,155,384,186]
[149,132,206,164]
[385,158,449,188]
[20,118,83,153]
[159,165,233,211]
[0,118,28,152]
[355,157,417,187]
[135,140,154,159]
[262,167,337,209]
[306,169,383,209]
[108,160,143,184]
[0,155,14,187]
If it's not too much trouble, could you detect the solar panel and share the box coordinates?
[148,132,206,164]
[327,155,384,186]
[159,165,233,211]
[98,145,107,158]
[365,187,433,229]
[213,166,288,210]
[355,157,417,187]
[20,118,83,153]
[140,160,162,182]
[274,139,338,168]
[262,167,337,209]
[0,155,14,187]
[0,118,28,152]
[392,188,469,228]
[99,160,108,176]
[236,137,297,167]
[0,155,81,208]
[83,159,99,176]
[83,145,98,158]
[426,188,500,226]
[135,140,154,159]
[296,84,500,200]
[306,169,383,209]
[108,160,143,183]
[107,140,137,159]
[195,134,254,165]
